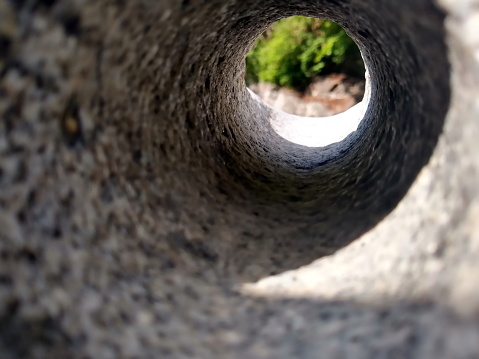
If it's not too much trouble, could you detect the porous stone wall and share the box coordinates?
[0,0,478,358]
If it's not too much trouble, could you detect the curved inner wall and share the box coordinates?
[10,0,448,278]
[112,0,449,276]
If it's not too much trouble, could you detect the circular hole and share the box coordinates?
[245,16,371,147]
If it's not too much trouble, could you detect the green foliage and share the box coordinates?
[246,17,364,90]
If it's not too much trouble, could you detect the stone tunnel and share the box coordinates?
[1,0,479,357]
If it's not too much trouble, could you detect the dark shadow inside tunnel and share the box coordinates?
[184,2,451,281]
[30,0,450,283]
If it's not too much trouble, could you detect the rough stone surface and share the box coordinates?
[0,0,478,358]
[250,82,333,117]
[249,75,365,117]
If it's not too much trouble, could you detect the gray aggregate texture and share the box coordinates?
[0,0,479,358]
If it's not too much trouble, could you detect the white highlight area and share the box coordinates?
[248,71,371,148]
[270,99,367,147]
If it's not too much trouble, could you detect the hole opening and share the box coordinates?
[245,16,371,147]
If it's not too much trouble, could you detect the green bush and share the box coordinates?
[245,17,364,90]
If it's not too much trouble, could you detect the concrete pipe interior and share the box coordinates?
[0,0,458,357]
[106,0,448,279]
